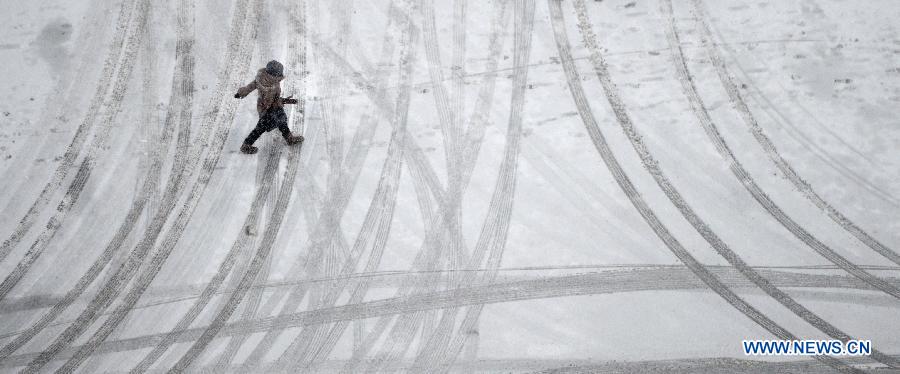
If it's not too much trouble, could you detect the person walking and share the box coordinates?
[234,60,303,154]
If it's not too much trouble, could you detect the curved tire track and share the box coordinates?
[657,0,899,367]
[49,0,264,370]
[686,0,900,267]
[18,0,257,370]
[548,0,857,372]
[658,0,900,301]
[0,0,139,265]
[0,0,188,360]
[692,0,900,208]
[0,0,150,300]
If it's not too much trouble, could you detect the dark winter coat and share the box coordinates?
[236,69,285,115]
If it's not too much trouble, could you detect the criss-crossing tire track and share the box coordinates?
[3,267,897,368]
[334,3,513,371]
[141,1,317,370]
[226,1,372,367]
[264,1,363,369]
[1,0,895,371]
[233,2,462,368]
[260,2,421,370]
[127,143,281,373]
[409,2,534,372]
[261,2,513,370]
[204,1,315,369]
[399,1,472,364]
[273,2,436,370]
[549,0,858,372]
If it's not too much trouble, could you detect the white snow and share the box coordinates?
[0,0,898,372]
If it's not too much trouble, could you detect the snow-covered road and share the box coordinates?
[0,0,898,372]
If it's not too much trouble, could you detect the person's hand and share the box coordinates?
[282,95,298,104]
[234,93,241,99]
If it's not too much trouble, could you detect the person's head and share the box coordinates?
[265,60,284,77]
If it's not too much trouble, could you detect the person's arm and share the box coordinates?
[234,80,257,98]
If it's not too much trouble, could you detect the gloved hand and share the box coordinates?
[234,93,241,99]
[282,95,298,104]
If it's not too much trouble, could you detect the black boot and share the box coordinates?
[284,133,304,145]
[240,143,258,154]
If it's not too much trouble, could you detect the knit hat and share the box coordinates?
[265,60,284,77]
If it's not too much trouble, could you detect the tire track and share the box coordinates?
[167,87,299,374]
[0,0,150,301]
[236,3,420,367]
[0,0,185,360]
[132,0,305,372]
[205,2,315,366]
[333,4,512,371]
[247,0,501,367]
[446,0,469,280]
[128,0,291,369]
[73,14,167,372]
[3,267,897,368]
[373,2,514,369]
[416,0,467,352]
[270,11,420,368]
[49,0,263,370]
[686,0,900,267]
[0,0,109,188]
[233,118,350,368]
[662,1,900,301]
[311,27,448,201]
[205,206,272,371]
[653,0,900,367]
[548,0,857,372]
[410,2,533,371]
[291,0,356,350]
[273,2,439,370]
[274,81,408,373]
[161,0,315,367]
[303,54,445,211]
[406,4,512,366]
[18,0,255,370]
[693,1,900,208]
[261,3,418,370]
[127,143,281,373]
[420,0,461,194]
[5,264,896,318]
[0,0,138,265]
[229,1,367,367]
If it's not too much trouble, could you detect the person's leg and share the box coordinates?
[241,114,272,154]
[243,121,267,146]
[273,108,302,144]
[272,108,291,138]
